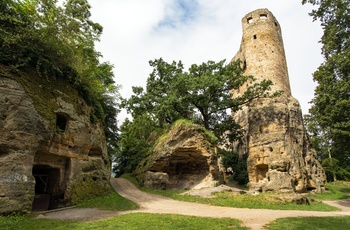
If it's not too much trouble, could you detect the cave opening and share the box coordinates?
[56,113,68,132]
[255,164,268,182]
[32,165,64,211]
[165,150,209,190]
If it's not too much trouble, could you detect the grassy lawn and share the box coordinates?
[145,189,338,211]
[121,174,348,211]
[77,187,139,211]
[311,181,350,201]
[265,216,350,230]
[0,213,248,230]
[1,178,348,230]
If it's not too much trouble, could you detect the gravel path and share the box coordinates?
[38,178,350,230]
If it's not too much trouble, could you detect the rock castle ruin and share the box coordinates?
[232,9,326,193]
[0,8,327,215]
[134,9,326,193]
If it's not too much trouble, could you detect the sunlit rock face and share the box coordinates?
[135,121,221,190]
[0,71,110,214]
[232,9,326,193]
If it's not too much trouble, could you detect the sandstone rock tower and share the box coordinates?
[232,9,326,193]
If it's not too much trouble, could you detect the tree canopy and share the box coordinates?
[116,58,275,176]
[0,0,119,156]
[302,0,350,180]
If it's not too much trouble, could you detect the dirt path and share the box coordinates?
[39,178,350,230]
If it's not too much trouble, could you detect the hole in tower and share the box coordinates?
[260,14,267,19]
[253,35,257,39]
[247,17,253,24]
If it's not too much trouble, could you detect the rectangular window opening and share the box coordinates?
[247,17,253,24]
[260,14,267,19]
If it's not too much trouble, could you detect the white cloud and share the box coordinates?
[88,0,323,122]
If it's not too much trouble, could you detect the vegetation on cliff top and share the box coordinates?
[0,0,119,156]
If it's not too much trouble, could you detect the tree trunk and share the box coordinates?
[328,148,337,182]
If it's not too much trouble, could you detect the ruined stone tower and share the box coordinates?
[232,9,326,193]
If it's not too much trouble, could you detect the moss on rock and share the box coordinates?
[0,66,83,129]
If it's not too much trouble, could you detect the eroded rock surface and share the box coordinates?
[0,71,110,214]
[135,121,220,190]
[232,9,326,193]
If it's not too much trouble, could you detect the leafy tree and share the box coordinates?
[0,0,119,157]
[118,58,276,175]
[322,158,350,182]
[123,58,276,144]
[220,149,248,185]
[114,115,158,177]
[302,0,350,172]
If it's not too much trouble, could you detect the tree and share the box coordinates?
[123,58,276,144]
[220,149,248,185]
[302,0,350,171]
[114,115,158,177]
[118,58,276,175]
[0,0,119,157]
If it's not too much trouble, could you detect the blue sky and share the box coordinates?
[88,0,323,122]
[157,0,199,28]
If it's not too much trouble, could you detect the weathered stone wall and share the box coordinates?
[0,70,110,214]
[232,9,326,193]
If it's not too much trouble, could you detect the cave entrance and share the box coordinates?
[56,112,69,132]
[32,165,63,211]
[165,150,209,190]
[255,164,268,182]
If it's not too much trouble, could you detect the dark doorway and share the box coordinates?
[56,113,68,132]
[32,165,62,211]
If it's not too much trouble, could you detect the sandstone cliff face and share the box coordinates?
[0,71,110,214]
[232,9,326,193]
[235,97,325,193]
[135,121,220,190]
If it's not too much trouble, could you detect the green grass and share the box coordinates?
[265,216,350,230]
[311,181,350,201]
[0,213,248,230]
[120,174,343,211]
[77,187,139,211]
[145,189,339,211]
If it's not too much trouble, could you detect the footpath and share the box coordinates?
[38,178,350,230]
